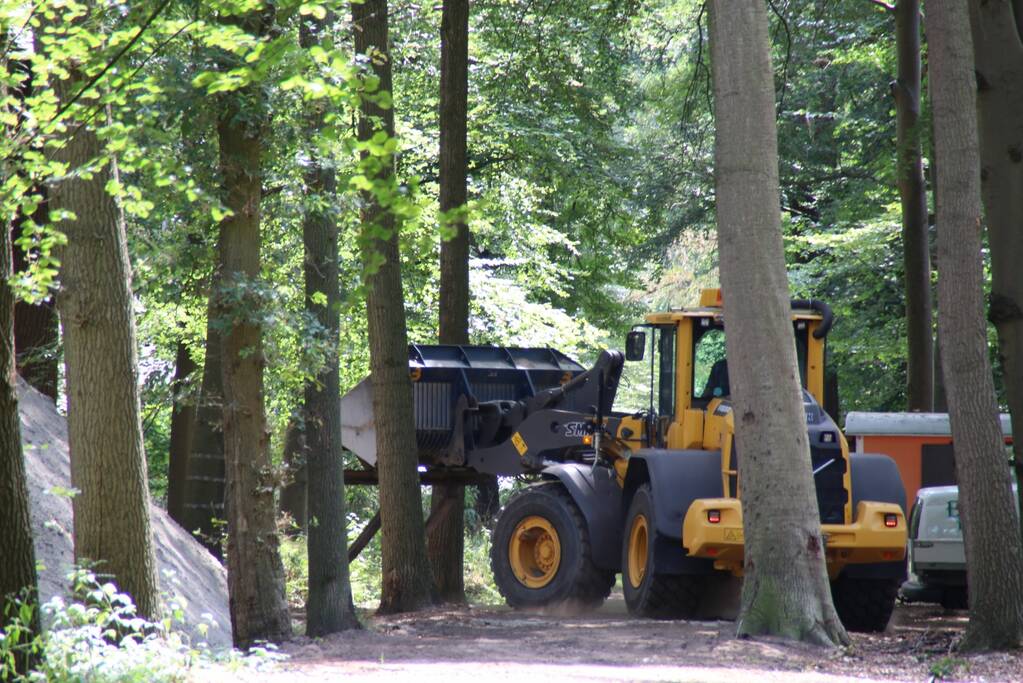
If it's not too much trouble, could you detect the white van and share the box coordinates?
[901,484,1018,609]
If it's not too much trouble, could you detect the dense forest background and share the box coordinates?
[75,0,944,505]
[7,0,1023,672]
[1,0,975,609]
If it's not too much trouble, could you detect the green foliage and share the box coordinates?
[929,655,968,681]
[0,568,284,682]
[4,0,962,583]
[280,492,503,610]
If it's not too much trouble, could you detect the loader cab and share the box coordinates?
[634,288,830,443]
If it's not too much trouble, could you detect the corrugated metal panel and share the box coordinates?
[844,412,1012,437]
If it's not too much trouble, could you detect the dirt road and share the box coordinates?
[198,597,1023,682]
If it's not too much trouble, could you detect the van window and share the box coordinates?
[909,498,922,539]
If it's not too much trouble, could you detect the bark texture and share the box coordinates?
[894,0,934,411]
[970,0,1023,539]
[50,81,159,619]
[708,0,848,647]
[183,302,226,554]
[929,0,1023,651]
[430,0,471,604]
[299,12,360,636]
[0,220,40,674]
[216,9,291,646]
[353,0,435,614]
[167,340,198,526]
[278,419,307,533]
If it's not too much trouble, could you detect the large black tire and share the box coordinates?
[831,576,899,632]
[622,484,701,619]
[491,483,614,609]
[940,587,968,610]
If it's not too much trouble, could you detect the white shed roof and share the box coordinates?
[844,412,1013,437]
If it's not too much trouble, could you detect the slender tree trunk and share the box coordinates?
[0,217,40,674]
[894,0,934,411]
[167,339,198,525]
[708,0,848,647]
[430,0,471,604]
[928,0,1023,651]
[353,0,435,614]
[46,45,159,616]
[970,0,1023,540]
[216,9,291,646]
[278,418,307,533]
[299,12,360,636]
[183,299,226,554]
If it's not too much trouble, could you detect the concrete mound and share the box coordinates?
[20,379,233,649]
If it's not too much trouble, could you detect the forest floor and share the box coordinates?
[198,595,1023,682]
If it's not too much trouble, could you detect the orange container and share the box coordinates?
[843,412,1013,506]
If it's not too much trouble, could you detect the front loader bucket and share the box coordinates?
[340,345,588,468]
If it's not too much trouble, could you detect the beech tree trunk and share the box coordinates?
[894,0,934,411]
[299,12,360,636]
[278,419,307,533]
[216,9,291,646]
[970,0,1023,539]
[430,0,471,604]
[0,217,39,675]
[183,301,226,554]
[708,0,848,647]
[929,0,1023,651]
[50,83,159,618]
[353,0,435,614]
[167,340,197,526]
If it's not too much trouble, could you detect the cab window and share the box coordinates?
[694,326,727,400]
[657,325,676,418]
[692,320,812,407]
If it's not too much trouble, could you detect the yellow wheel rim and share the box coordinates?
[509,515,562,588]
[627,512,648,589]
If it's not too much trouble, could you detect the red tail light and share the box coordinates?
[884,513,899,528]
[707,510,721,524]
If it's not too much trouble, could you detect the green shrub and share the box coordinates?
[0,569,284,683]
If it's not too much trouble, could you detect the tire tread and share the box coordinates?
[832,576,899,632]
[491,483,614,609]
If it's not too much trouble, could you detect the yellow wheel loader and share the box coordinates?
[340,289,907,632]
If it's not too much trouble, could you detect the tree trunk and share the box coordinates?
[167,339,197,526]
[299,11,360,636]
[430,0,471,604]
[928,0,1023,651]
[0,216,40,675]
[183,299,226,554]
[216,9,291,646]
[278,418,307,533]
[970,0,1023,543]
[50,87,159,617]
[353,0,435,614]
[708,0,848,647]
[894,0,934,411]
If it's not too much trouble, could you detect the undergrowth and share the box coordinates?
[281,512,502,612]
[0,569,283,682]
